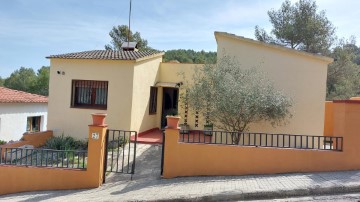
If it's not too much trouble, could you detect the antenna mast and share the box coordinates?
[127,0,132,48]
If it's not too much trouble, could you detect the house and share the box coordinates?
[46,32,333,140]
[0,87,48,141]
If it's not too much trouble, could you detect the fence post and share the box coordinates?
[86,113,108,187]
[162,116,180,179]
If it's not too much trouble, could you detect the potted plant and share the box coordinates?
[203,123,213,135]
[166,108,181,129]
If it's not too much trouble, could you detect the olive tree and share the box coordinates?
[180,55,292,144]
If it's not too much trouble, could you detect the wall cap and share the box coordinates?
[333,100,360,104]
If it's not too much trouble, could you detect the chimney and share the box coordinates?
[121,42,138,51]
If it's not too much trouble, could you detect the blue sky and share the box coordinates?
[0,0,359,77]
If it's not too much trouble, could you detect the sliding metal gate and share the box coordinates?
[103,129,137,182]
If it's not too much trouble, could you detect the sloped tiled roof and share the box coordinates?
[0,87,48,103]
[46,50,164,61]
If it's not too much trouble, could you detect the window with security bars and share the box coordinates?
[149,87,158,114]
[71,80,108,109]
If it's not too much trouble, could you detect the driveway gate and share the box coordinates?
[103,129,137,182]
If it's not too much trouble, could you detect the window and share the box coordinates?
[27,116,41,132]
[71,80,108,109]
[149,87,158,114]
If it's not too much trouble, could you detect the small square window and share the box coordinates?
[27,116,41,132]
[71,80,108,109]
[149,87,158,114]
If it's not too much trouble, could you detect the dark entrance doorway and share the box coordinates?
[161,87,179,128]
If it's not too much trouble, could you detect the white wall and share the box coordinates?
[0,103,48,141]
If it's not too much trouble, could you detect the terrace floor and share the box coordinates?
[130,129,163,144]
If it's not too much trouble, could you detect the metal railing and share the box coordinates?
[0,147,88,169]
[179,130,343,151]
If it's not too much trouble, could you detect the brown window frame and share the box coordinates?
[27,116,41,132]
[71,80,108,110]
[149,87,158,114]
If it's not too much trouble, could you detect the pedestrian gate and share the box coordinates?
[103,129,137,182]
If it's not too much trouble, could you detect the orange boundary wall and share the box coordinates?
[0,125,107,195]
[323,101,334,136]
[163,101,360,178]
[1,131,53,159]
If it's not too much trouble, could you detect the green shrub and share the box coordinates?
[0,140,7,145]
[44,134,88,150]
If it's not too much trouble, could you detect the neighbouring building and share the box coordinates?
[0,87,48,141]
[46,31,333,140]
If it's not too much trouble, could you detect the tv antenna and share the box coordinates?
[127,0,132,48]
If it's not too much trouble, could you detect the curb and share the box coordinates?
[152,185,360,202]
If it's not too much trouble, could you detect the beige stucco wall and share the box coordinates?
[48,59,135,139]
[48,32,332,139]
[130,56,162,132]
[215,33,333,136]
[159,63,206,130]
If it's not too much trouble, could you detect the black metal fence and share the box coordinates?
[103,129,137,181]
[0,147,87,169]
[179,130,343,151]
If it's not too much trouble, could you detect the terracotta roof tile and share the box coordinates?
[0,87,48,103]
[46,50,164,61]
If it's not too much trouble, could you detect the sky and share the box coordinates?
[0,0,359,77]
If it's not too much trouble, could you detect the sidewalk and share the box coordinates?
[1,145,360,201]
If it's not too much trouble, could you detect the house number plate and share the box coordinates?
[92,132,99,140]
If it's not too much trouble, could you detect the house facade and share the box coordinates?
[0,87,48,141]
[215,32,333,136]
[47,32,333,140]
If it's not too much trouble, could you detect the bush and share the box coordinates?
[44,134,88,150]
[0,140,7,145]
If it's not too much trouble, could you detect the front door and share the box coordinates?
[161,87,179,128]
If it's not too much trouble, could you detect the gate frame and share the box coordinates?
[103,129,137,183]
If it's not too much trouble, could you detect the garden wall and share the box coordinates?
[163,100,360,178]
[0,125,106,195]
